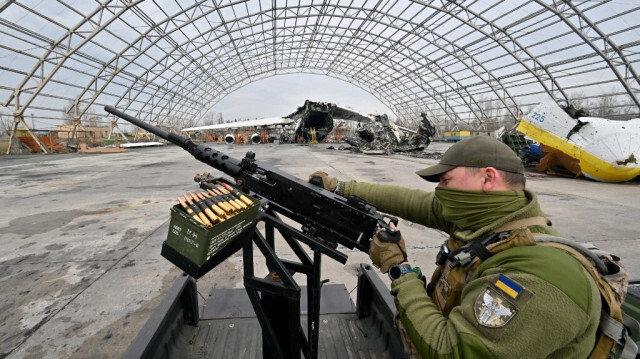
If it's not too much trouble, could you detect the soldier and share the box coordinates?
[310,136,601,358]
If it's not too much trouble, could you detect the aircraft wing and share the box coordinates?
[120,141,164,148]
[182,117,294,132]
[396,125,416,134]
[332,105,375,123]
[284,101,373,123]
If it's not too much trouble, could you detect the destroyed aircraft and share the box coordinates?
[285,100,372,142]
[183,117,294,144]
[517,101,640,182]
[344,113,436,155]
[182,100,372,144]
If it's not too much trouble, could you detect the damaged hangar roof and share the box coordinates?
[0,0,639,132]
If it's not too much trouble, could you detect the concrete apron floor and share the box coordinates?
[0,142,638,358]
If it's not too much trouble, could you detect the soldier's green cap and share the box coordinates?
[416,136,524,182]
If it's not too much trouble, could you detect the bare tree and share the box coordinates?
[567,91,588,110]
[60,101,104,127]
[83,106,103,127]
[591,91,618,117]
[200,111,217,126]
[474,96,502,131]
[617,95,639,119]
[0,115,13,136]
[62,100,76,125]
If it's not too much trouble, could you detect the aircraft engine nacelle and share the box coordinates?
[224,134,235,144]
[280,134,291,144]
[250,133,261,144]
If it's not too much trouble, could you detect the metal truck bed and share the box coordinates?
[123,264,404,358]
[123,264,640,359]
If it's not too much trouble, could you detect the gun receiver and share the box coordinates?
[104,105,397,252]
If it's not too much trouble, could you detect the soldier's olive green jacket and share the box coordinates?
[339,181,601,359]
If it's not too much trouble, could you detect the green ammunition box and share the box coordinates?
[164,194,260,269]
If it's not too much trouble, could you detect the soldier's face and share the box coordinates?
[437,167,484,191]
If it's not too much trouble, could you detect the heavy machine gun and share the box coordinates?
[104,106,398,359]
[105,105,396,253]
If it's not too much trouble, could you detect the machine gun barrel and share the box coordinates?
[105,105,396,252]
[105,105,243,176]
[105,106,184,147]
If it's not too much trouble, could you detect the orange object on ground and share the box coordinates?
[536,144,582,177]
[17,135,66,152]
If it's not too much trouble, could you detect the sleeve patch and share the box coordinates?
[495,274,523,299]
[474,287,517,327]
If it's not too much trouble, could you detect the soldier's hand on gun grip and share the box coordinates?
[308,171,338,192]
[370,228,408,274]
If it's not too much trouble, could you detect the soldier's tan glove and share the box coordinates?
[369,228,408,273]
[308,171,338,192]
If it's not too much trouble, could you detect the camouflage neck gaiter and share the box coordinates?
[434,187,528,233]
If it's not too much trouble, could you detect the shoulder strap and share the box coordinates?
[534,236,638,359]
[621,313,640,358]
[600,313,639,359]
[534,236,620,318]
[534,236,610,274]
[494,216,550,232]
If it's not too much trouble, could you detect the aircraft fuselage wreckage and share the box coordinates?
[182,100,374,144]
[181,100,435,153]
[518,101,640,182]
[344,113,436,155]
[285,100,373,142]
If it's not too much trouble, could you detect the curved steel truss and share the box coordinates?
[1,0,639,152]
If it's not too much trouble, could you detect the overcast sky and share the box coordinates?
[0,72,394,130]
[209,73,394,122]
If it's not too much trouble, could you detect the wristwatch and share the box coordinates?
[388,264,414,281]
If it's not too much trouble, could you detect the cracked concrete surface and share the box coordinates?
[0,142,638,358]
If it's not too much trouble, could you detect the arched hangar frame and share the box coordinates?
[1,0,638,153]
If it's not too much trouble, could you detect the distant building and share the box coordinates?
[443,130,494,142]
[55,125,111,144]
[443,130,471,141]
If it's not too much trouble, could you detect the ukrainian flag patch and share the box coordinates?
[495,274,522,299]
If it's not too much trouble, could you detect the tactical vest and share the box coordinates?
[427,224,537,317]
[427,217,639,359]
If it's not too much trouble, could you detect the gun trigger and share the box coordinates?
[378,215,398,228]
[377,228,401,243]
